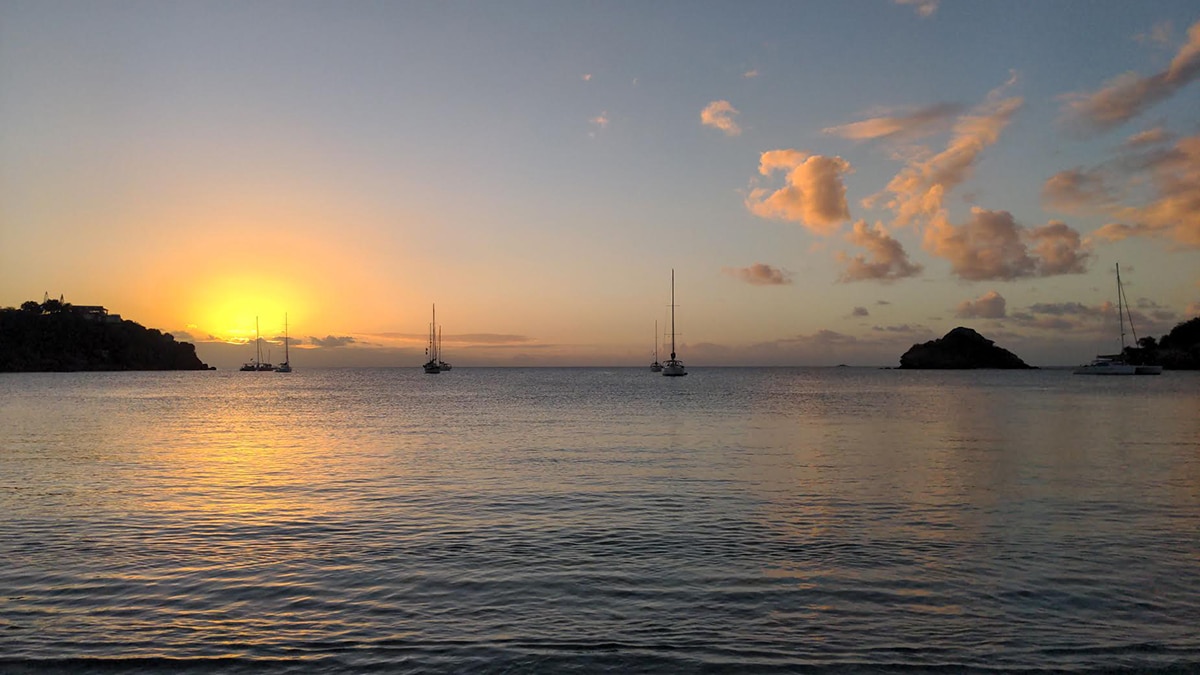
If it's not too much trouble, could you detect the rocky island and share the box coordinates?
[0,299,211,372]
[899,327,1033,369]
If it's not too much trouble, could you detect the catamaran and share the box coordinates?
[662,270,687,376]
[1074,263,1161,375]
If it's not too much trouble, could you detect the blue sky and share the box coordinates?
[2,1,1198,367]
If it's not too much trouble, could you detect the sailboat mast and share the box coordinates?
[670,269,677,360]
[1116,263,1126,351]
[284,314,289,363]
[256,316,261,367]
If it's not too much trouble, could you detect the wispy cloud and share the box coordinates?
[956,290,1007,319]
[743,69,759,79]
[893,0,939,18]
[1062,20,1200,133]
[1045,132,1200,246]
[722,263,792,285]
[581,73,593,81]
[310,335,357,348]
[1135,21,1174,47]
[851,306,870,317]
[873,85,1023,227]
[745,149,853,234]
[701,100,742,136]
[589,111,609,137]
[823,103,962,142]
[837,220,923,283]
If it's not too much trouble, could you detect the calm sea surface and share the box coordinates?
[1,367,1198,673]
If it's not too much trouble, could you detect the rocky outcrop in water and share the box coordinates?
[0,301,211,371]
[899,327,1033,369]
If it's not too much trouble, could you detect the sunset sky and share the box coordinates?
[3,1,1199,368]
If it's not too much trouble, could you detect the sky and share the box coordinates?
[2,0,1199,368]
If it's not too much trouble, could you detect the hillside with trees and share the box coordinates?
[1122,316,1200,370]
[0,299,211,372]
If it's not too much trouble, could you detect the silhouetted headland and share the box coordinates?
[899,327,1033,369]
[0,299,211,372]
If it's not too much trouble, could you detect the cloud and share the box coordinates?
[872,323,929,334]
[1135,21,1174,47]
[310,335,357,348]
[876,90,1023,227]
[837,220,924,282]
[1062,20,1200,132]
[722,263,792,285]
[1041,167,1116,211]
[1187,301,1200,316]
[745,150,853,233]
[371,332,533,345]
[169,331,196,342]
[701,100,742,136]
[590,111,609,130]
[956,290,1007,319]
[823,103,962,142]
[1123,126,1174,148]
[1028,220,1091,275]
[1047,133,1200,246]
[894,0,939,17]
[925,208,1090,281]
[743,69,759,79]
[582,73,593,81]
[851,306,870,317]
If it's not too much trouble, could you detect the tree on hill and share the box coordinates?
[1124,316,1200,370]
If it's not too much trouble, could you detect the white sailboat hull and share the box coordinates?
[1074,360,1136,375]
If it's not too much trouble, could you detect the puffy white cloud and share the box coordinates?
[722,263,792,285]
[837,220,923,282]
[701,100,742,136]
[956,290,1007,319]
[925,208,1090,281]
[745,150,853,234]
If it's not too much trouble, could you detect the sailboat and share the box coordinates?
[1074,263,1161,375]
[438,325,452,371]
[422,304,441,374]
[275,314,292,372]
[239,317,274,371]
[662,269,687,376]
[650,319,663,372]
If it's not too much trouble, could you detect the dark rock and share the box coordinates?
[0,303,211,372]
[899,327,1033,369]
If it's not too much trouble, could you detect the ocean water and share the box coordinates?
[1,367,1198,673]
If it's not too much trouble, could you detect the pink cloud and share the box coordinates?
[956,290,1007,319]
[893,0,939,17]
[837,220,923,282]
[745,150,853,234]
[1052,133,1200,247]
[722,263,792,286]
[701,100,742,136]
[1062,20,1200,132]
[823,103,961,142]
[925,208,1090,281]
[878,93,1023,227]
